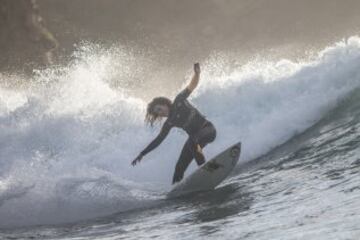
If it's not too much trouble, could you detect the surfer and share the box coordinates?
[131,63,217,184]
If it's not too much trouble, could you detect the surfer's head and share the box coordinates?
[145,97,171,126]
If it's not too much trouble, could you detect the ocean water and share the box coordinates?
[1,37,360,239]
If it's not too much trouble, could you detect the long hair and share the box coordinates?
[145,97,172,127]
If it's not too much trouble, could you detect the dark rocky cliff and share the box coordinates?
[0,0,58,72]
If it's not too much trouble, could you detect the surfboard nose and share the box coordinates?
[231,142,241,155]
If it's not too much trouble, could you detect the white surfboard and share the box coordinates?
[168,142,241,198]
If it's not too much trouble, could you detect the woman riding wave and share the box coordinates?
[131,63,217,184]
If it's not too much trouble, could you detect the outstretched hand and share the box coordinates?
[194,63,200,74]
[131,154,143,166]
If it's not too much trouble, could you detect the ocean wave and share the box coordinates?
[1,37,360,227]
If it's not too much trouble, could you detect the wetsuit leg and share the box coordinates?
[172,122,217,184]
[192,122,217,166]
[172,138,194,184]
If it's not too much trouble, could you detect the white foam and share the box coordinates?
[1,37,360,227]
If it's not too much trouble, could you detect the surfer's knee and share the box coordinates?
[197,123,217,145]
[208,125,216,143]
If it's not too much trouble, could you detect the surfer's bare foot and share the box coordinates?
[196,144,203,154]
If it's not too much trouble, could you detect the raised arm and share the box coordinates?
[186,63,201,93]
[173,63,201,102]
[131,121,172,166]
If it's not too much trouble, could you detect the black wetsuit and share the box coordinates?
[140,88,216,184]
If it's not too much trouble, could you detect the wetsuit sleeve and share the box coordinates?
[174,88,191,102]
[140,121,172,156]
